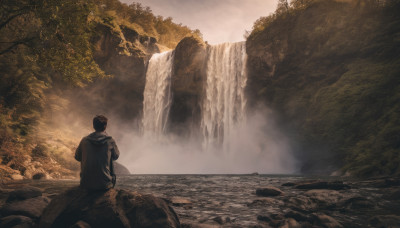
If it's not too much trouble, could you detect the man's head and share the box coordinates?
[93,115,108,132]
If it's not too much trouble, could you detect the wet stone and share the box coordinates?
[383,188,400,200]
[6,186,42,203]
[369,215,400,227]
[256,186,284,197]
[285,210,309,222]
[295,181,350,190]
[1,196,50,219]
[343,196,375,210]
[212,216,224,225]
[311,213,343,228]
[0,215,34,228]
[257,215,272,222]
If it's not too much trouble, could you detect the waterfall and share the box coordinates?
[201,42,248,149]
[142,50,174,136]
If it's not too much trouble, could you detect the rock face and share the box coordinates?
[245,1,400,176]
[39,187,180,228]
[70,22,160,122]
[169,36,207,134]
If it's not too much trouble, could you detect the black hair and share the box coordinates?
[93,115,108,132]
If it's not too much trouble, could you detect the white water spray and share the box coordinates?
[120,43,297,174]
[201,42,247,150]
[142,51,174,136]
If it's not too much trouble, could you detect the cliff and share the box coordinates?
[246,0,400,176]
[169,36,207,135]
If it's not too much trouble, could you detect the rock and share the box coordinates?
[342,196,375,210]
[113,162,130,175]
[284,195,319,212]
[251,172,259,175]
[10,174,24,180]
[372,178,400,188]
[383,188,400,200]
[212,216,224,225]
[32,173,47,180]
[295,181,350,190]
[169,36,207,134]
[257,215,272,222]
[70,221,91,228]
[304,189,343,209]
[280,218,301,228]
[282,182,296,187]
[285,211,309,222]
[169,197,192,207]
[256,186,284,197]
[247,198,281,207]
[311,213,343,228]
[369,215,400,227]
[6,186,43,203]
[39,187,180,228]
[0,215,34,228]
[1,196,50,218]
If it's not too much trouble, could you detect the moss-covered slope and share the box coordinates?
[246,0,400,176]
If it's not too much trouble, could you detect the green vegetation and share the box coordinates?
[0,0,201,179]
[95,0,202,48]
[247,0,400,176]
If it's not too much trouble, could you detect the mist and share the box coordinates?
[119,0,278,44]
[107,107,298,174]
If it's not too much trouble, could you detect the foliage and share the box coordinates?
[0,0,203,178]
[247,0,400,176]
[94,0,202,48]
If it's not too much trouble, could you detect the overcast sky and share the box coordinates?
[119,0,278,44]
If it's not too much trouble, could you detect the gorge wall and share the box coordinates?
[246,0,400,176]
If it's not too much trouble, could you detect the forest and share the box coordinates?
[0,0,200,179]
[246,0,400,176]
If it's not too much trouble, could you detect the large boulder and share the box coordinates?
[256,186,284,197]
[6,187,42,203]
[39,187,180,228]
[114,162,131,175]
[0,215,34,228]
[1,196,50,219]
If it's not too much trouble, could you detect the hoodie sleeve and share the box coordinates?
[75,139,83,161]
[111,139,120,161]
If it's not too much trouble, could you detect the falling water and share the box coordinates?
[201,42,248,150]
[142,51,174,136]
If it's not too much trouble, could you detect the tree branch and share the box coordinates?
[0,37,35,55]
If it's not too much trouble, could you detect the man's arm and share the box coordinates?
[75,139,83,161]
[111,139,120,161]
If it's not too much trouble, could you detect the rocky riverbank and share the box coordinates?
[1,175,400,227]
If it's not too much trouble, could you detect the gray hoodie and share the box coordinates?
[75,131,120,190]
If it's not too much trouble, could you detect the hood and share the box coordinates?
[86,132,112,145]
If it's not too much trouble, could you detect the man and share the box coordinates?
[75,115,120,190]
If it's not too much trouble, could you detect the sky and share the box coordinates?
[119,0,278,44]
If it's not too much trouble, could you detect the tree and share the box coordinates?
[277,0,290,14]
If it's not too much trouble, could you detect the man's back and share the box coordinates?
[75,131,120,190]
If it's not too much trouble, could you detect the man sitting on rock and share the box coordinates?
[75,115,120,190]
